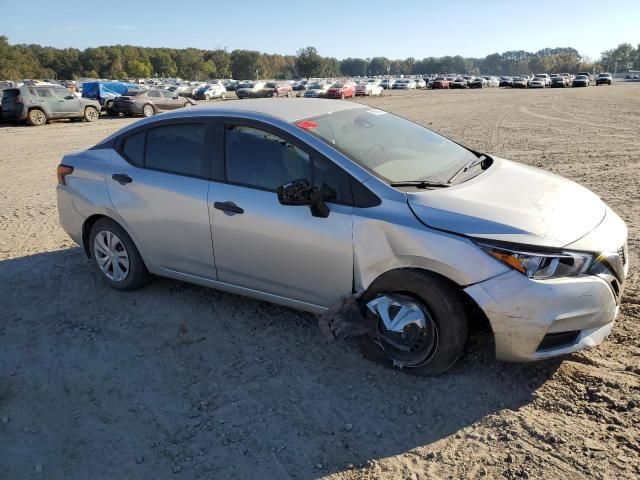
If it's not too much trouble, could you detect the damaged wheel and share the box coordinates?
[358,269,468,375]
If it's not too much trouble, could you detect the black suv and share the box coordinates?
[1,85,101,126]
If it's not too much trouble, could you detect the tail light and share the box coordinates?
[57,164,74,185]
[16,95,24,104]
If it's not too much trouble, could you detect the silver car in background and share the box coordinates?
[57,99,628,375]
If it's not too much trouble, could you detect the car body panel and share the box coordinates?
[406,157,606,248]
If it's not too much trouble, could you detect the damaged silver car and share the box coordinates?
[57,99,629,375]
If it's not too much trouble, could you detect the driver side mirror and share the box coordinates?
[277,179,336,218]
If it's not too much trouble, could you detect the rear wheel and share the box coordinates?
[27,109,47,126]
[142,104,154,117]
[89,218,150,291]
[220,92,226,100]
[83,106,99,122]
[357,269,468,375]
[205,94,210,101]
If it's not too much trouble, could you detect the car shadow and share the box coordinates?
[0,248,561,479]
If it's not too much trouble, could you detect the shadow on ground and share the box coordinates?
[0,248,560,479]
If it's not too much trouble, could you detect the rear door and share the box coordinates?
[208,120,354,308]
[106,119,217,279]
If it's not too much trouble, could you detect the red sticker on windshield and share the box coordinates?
[296,120,318,130]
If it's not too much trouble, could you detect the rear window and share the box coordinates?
[36,88,54,98]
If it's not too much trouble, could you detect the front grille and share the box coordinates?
[537,330,581,351]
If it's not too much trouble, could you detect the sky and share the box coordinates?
[1,0,638,60]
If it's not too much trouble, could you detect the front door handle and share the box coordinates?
[112,173,133,185]
[214,201,244,215]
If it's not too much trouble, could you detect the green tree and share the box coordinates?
[295,47,325,78]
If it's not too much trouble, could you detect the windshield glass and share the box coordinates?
[296,108,478,184]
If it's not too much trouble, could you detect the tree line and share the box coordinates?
[1,36,638,81]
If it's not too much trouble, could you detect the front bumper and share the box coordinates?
[465,270,620,362]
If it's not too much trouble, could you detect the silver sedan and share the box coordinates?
[57,99,628,375]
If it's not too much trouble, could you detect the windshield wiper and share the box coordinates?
[389,180,451,189]
[447,155,488,184]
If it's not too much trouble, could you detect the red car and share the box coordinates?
[432,77,450,89]
[326,82,356,99]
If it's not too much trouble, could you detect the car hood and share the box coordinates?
[406,157,606,248]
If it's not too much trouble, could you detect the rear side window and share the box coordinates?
[36,88,53,98]
[122,131,145,166]
[120,123,207,177]
[148,90,161,98]
[145,124,206,176]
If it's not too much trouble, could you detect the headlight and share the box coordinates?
[477,242,593,280]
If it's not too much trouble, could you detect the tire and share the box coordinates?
[142,104,154,117]
[105,100,113,112]
[27,109,47,126]
[287,90,292,98]
[83,106,99,122]
[89,218,150,291]
[357,269,468,375]
[341,92,345,99]
[220,92,226,100]
[205,94,210,101]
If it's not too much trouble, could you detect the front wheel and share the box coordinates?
[89,218,150,291]
[357,269,468,375]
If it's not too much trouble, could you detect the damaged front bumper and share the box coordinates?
[465,270,619,362]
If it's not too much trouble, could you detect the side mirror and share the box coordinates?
[277,180,336,218]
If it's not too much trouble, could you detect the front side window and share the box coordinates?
[120,123,206,177]
[225,125,311,191]
[297,108,479,184]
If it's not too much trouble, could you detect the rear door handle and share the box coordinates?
[112,173,133,185]
[214,201,244,215]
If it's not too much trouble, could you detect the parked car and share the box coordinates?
[379,78,395,90]
[596,73,613,86]
[223,80,238,91]
[511,76,528,88]
[82,81,142,112]
[264,81,293,98]
[304,82,332,98]
[534,74,551,86]
[577,72,594,83]
[326,82,356,99]
[483,76,499,87]
[57,99,629,375]
[415,78,427,88]
[292,80,308,91]
[1,85,100,126]
[499,76,513,87]
[450,77,468,89]
[194,83,226,100]
[109,89,195,117]
[468,77,486,89]
[432,77,450,89]
[355,80,383,96]
[236,82,262,99]
[393,79,417,89]
[551,75,570,88]
[572,75,590,87]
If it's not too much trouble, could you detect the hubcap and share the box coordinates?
[94,231,130,282]
[143,106,153,116]
[366,294,438,367]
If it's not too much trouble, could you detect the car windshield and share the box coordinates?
[265,82,277,88]
[576,75,587,79]
[331,83,343,88]
[296,108,479,184]
[599,73,610,77]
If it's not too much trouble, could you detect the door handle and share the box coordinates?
[214,201,244,215]
[112,173,133,185]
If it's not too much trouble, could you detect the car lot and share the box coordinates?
[1,84,639,479]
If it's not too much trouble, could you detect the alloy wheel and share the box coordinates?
[93,230,130,282]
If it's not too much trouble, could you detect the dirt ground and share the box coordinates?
[1,84,639,480]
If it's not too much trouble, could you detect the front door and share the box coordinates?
[209,123,354,308]
[52,87,81,115]
[106,120,216,279]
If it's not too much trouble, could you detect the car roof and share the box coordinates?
[142,98,367,124]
